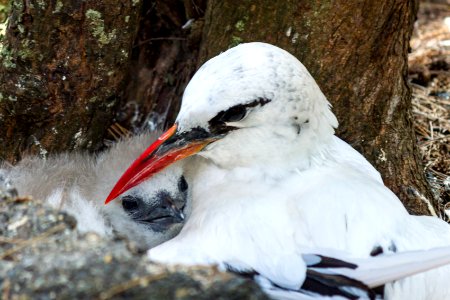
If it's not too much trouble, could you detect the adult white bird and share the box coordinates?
[105,42,450,298]
[1,132,190,249]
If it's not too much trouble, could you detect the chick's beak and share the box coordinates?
[104,124,218,204]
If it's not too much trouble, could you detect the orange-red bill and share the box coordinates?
[104,124,177,204]
[104,124,213,204]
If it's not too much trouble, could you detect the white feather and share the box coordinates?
[147,42,450,299]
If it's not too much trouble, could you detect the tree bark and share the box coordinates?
[117,0,206,132]
[198,0,437,215]
[0,0,141,162]
[0,1,438,215]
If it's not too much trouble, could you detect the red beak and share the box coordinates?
[104,124,218,204]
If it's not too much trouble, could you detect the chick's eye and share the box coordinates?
[121,195,140,213]
[219,105,247,123]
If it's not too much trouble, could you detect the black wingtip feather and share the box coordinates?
[303,269,378,300]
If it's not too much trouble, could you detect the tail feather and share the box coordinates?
[330,246,450,288]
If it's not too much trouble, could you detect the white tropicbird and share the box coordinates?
[1,132,190,249]
[105,42,450,299]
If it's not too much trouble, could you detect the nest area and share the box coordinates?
[408,1,450,211]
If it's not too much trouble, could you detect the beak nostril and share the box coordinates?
[178,176,188,193]
[121,195,140,212]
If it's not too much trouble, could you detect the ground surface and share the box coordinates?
[0,196,266,299]
[408,1,450,217]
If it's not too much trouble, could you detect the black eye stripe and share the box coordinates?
[208,97,271,133]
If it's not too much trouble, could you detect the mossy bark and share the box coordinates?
[198,0,437,215]
[0,0,141,162]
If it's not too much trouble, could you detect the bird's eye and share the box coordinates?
[121,195,140,213]
[218,105,247,123]
[209,98,271,133]
[178,176,188,192]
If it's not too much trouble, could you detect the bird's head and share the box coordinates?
[103,162,190,248]
[105,42,338,204]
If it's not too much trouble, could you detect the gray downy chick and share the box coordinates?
[0,132,191,249]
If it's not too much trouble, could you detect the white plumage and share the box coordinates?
[103,42,450,298]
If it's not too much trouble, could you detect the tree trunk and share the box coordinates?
[0,0,141,162]
[198,0,437,215]
[0,1,438,215]
[117,0,206,132]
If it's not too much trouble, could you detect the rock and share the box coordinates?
[0,170,18,200]
[0,191,267,299]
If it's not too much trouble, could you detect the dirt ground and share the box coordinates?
[408,1,450,216]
